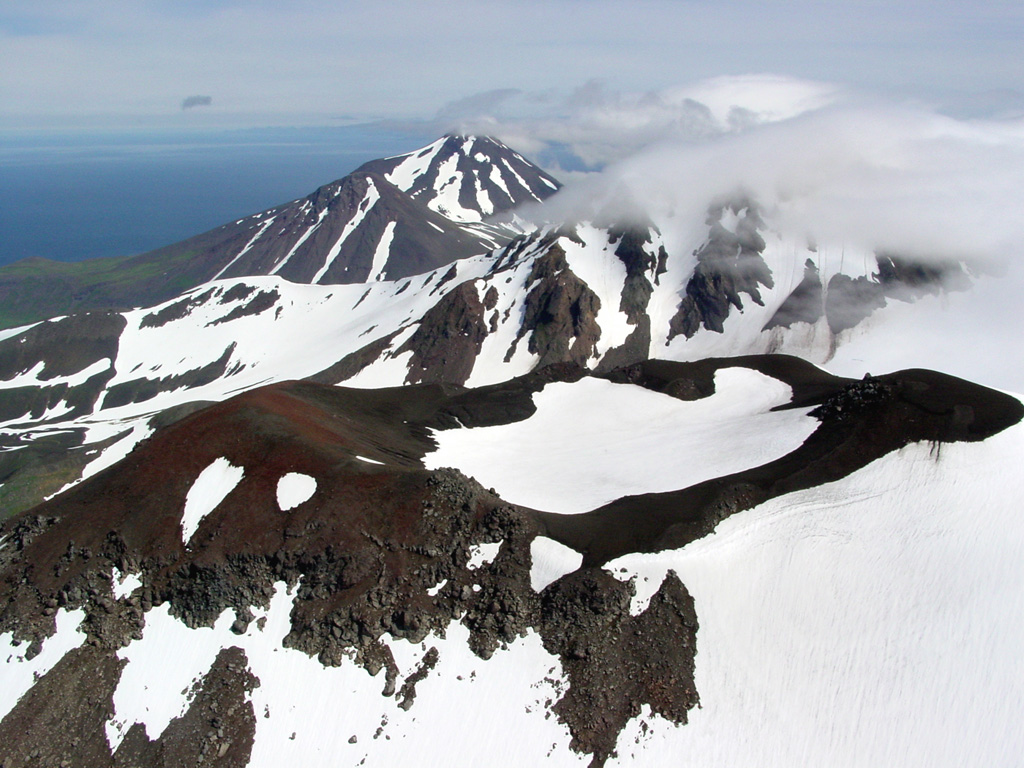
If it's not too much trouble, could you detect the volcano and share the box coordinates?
[1,133,1022,768]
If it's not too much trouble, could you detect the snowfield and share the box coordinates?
[605,420,1024,767]
[426,369,817,513]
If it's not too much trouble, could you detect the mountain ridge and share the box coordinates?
[0,134,561,330]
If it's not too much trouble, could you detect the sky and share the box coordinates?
[2,0,1023,133]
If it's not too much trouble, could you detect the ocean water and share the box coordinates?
[0,125,434,267]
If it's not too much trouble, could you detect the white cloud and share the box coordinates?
[518,93,1024,270]
[2,1,1023,130]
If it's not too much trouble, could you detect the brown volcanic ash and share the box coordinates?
[0,356,1021,766]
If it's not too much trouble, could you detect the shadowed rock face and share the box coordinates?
[506,245,603,368]
[400,281,490,385]
[595,225,664,373]
[764,259,824,331]
[1,357,1020,767]
[668,202,774,341]
[825,273,887,334]
[0,643,258,768]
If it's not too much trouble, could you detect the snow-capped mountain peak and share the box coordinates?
[358,134,561,223]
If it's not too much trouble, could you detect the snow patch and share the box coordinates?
[426,370,815,513]
[276,472,317,511]
[111,568,143,600]
[367,221,397,282]
[605,426,1024,766]
[181,458,245,544]
[0,357,112,390]
[467,541,502,570]
[104,582,583,766]
[530,537,583,592]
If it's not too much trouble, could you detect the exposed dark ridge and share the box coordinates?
[504,245,602,368]
[595,225,659,373]
[598,354,845,406]
[141,289,217,329]
[305,329,404,386]
[541,365,1024,565]
[876,253,971,299]
[355,135,561,216]
[763,258,824,331]
[668,201,773,341]
[0,312,125,424]
[0,644,257,767]
[435,361,588,429]
[400,281,489,385]
[218,283,257,304]
[0,311,125,381]
[0,372,696,766]
[207,289,279,326]
[825,273,886,334]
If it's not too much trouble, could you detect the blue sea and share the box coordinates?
[0,124,434,267]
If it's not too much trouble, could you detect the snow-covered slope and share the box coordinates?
[358,134,562,224]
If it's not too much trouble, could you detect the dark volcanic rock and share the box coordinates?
[101,343,238,409]
[356,134,562,219]
[208,290,279,326]
[764,258,824,330]
[668,201,774,341]
[0,645,124,768]
[824,273,887,334]
[0,311,124,423]
[506,245,602,368]
[0,644,258,768]
[540,568,698,765]
[543,360,1023,566]
[141,290,217,329]
[113,646,258,768]
[876,253,969,300]
[1,357,1020,766]
[400,281,490,385]
[595,225,661,373]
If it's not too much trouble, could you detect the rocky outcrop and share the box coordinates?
[101,343,238,409]
[0,312,124,423]
[763,258,824,330]
[505,246,602,368]
[824,273,886,334]
[595,225,664,373]
[0,376,706,767]
[400,281,489,385]
[668,202,774,340]
[2,359,1021,767]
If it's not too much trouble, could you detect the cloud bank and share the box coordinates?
[470,77,1024,272]
[469,76,1022,390]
